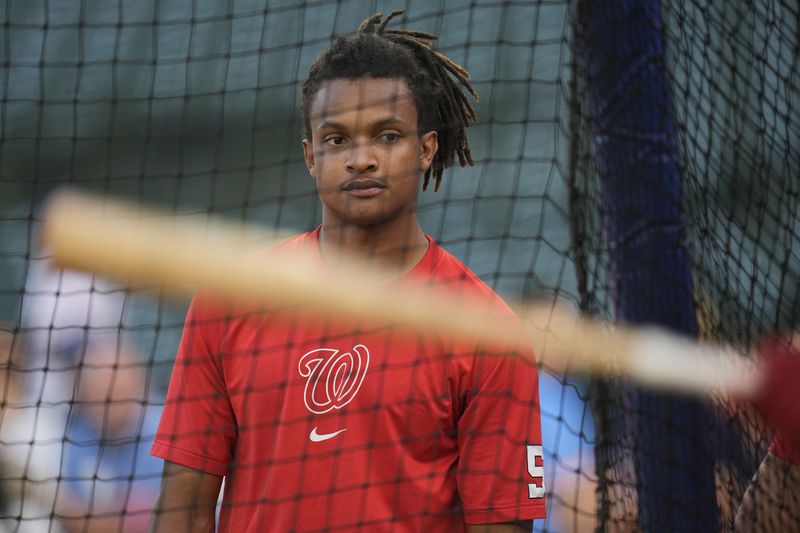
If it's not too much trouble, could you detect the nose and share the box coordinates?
[345,140,378,174]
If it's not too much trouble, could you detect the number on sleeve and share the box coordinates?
[526,444,545,499]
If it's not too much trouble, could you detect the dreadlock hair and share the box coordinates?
[301,11,478,192]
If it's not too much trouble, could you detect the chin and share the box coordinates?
[329,206,396,227]
[323,202,413,228]
[343,213,390,227]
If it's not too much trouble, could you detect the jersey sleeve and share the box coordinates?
[150,294,237,476]
[455,322,547,524]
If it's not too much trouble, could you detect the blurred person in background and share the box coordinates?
[20,255,129,406]
[55,336,163,532]
[18,258,163,532]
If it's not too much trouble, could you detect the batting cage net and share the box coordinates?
[0,0,796,531]
[570,1,799,531]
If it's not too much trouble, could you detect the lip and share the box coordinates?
[346,187,384,198]
[342,178,386,197]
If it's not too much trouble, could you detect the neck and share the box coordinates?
[319,213,429,277]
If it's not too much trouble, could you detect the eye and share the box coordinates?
[377,132,400,142]
[324,135,347,146]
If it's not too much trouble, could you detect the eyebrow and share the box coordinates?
[317,117,408,132]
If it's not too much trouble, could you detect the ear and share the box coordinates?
[301,138,317,178]
[419,130,438,173]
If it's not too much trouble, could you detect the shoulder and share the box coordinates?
[425,238,515,317]
[423,238,534,360]
[248,227,320,261]
[192,228,320,318]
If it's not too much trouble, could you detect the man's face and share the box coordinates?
[302,77,437,228]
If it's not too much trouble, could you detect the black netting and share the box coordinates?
[0,0,797,531]
[0,1,591,531]
[570,0,799,531]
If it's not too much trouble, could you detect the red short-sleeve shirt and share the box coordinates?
[152,228,546,531]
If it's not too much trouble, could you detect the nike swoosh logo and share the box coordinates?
[309,426,347,442]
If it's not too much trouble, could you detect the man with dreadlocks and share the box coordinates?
[150,12,545,532]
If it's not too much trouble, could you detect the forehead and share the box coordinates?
[308,77,417,126]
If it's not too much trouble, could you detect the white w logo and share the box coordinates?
[298,345,370,414]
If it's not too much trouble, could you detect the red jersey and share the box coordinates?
[152,228,546,531]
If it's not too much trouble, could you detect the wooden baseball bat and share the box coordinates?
[40,190,762,398]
